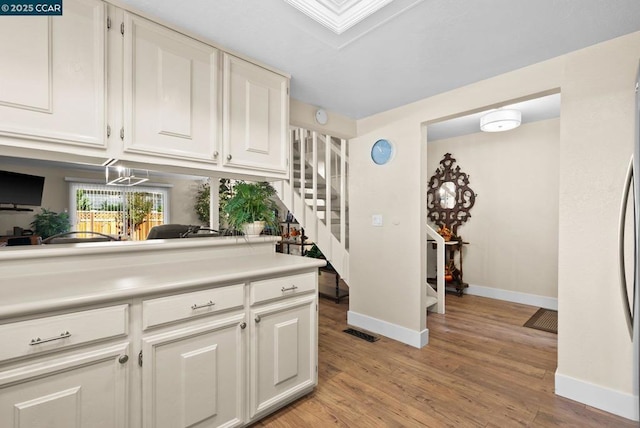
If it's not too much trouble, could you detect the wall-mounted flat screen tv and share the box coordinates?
[0,170,45,207]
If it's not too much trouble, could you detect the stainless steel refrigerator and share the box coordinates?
[620,61,640,420]
[635,60,640,421]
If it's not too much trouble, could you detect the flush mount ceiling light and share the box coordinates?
[480,109,522,132]
[284,0,393,34]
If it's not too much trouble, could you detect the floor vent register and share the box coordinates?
[343,328,379,342]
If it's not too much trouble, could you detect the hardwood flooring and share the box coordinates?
[255,277,636,427]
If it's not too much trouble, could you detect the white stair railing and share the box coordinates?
[426,224,445,314]
[275,127,349,284]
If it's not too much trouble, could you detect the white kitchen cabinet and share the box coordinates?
[122,12,220,163]
[141,314,245,428]
[0,0,107,151]
[0,343,129,428]
[0,304,130,428]
[248,278,317,420]
[0,239,324,427]
[0,1,291,178]
[223,53,289,175]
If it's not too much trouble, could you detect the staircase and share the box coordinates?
[426,224,445,314]
[275,127,350,283]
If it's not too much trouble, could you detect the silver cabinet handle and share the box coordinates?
[239,322,247,330]
[281,285,298,292]
[30,331,71,346]
[255,315,261,323]
[213,151,219,157]
[191,300,215,310]
[618,154,635,338]
[118,355,129,364]
[227,154,232,161]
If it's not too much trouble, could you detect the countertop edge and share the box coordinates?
[0,255,326,320]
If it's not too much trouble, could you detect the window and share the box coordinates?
[69,183,169,241]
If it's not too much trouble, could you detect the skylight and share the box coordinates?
[283,0,393,34]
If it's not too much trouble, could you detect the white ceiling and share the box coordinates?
[119,0,640,119]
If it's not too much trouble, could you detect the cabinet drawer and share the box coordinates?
[250,272,316,305]
[0,305,128,362]
[142,284,244,330]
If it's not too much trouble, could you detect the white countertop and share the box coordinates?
[0,237,326,319]
[0,235,281,261]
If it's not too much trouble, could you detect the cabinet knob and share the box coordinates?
[255,315,261,323]
[227,154,232,161]
[118,355,129,364]
[213,151,219,157]
[239,322,247,330]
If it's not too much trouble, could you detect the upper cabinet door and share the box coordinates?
[0,0,106,149]
[123,12,219,163]
[223,54,289,176]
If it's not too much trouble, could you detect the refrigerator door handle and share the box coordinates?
[619,154,635,338]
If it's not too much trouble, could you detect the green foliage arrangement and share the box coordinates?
[218,178,232,229]
[100,201,124,212]
[223,182,279,235]
[194,181,210,224]
[76,189,92,210]
[304,244,325,259]
[126,192,153,232]
[30,208,71,239]
[194,178,234,227]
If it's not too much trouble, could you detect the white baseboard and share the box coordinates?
[347,310,428,348]
[466,284,558,310]
[555,371,639,421]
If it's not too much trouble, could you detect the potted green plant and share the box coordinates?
[30,208,71,239]
[194,180,211,225]
[224,182,279,236]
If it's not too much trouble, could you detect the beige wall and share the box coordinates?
[350,57,563,340]
[557,33,638,406]
[349,31,640,418]
[290,98,357,139]
[350,119,427,334]
[427,119,560,299]
[0,161,203,236]
[170,178,206,227]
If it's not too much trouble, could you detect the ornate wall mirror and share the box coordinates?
[427,153,476,234]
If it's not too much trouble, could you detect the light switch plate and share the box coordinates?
[372,214,383,227]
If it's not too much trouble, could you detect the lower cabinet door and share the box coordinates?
[0,342,129,428]
[141,314,245,428]
[249,294,317,419]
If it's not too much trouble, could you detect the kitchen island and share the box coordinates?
[0,236,325,427]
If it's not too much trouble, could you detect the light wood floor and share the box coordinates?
[255,277,636,427]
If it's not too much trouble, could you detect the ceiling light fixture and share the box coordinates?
[480,109,522,132]
[105,165,149,186]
